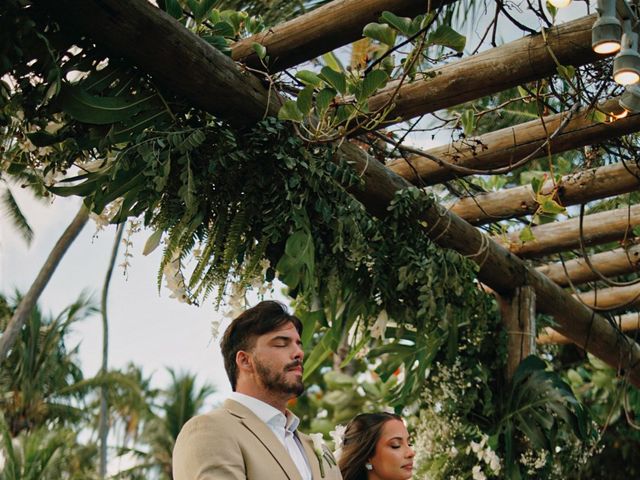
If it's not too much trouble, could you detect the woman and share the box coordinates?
[338,412,415,480]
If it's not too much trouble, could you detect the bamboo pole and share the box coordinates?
[366,14,601,125]
[537,243,640,287]
[498,286,537,380]
[388,99,640,188]
[231,0,445,72]
[538,313,640,344]
[49,0,640,386]
[447,161,640,225]
[496,204,640,258]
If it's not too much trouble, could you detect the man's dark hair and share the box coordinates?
[220,300,303,390]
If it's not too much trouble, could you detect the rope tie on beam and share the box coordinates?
[465,233,491,268]
[425,205,452,242]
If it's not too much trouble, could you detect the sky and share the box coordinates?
[0,188,233,405]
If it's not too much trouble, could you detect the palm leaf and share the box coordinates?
[1,187,33,245]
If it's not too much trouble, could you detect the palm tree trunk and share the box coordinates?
[0,204,89,363]
[99,222,125,479]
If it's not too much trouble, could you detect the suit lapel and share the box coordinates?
[224,399,302,480]
[298,433,323,480]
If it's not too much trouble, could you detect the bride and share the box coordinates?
[338,413,415,480]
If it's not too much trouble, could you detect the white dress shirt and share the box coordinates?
[229,392,312,480]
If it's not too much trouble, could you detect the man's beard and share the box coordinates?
[254,358,304,397]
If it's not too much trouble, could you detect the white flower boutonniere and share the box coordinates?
[309,433,337,478]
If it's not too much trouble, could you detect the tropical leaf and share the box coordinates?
[56,84,155,125]
[427,24,466,52]
[380,11,412,36]
[1,187,33,245]
[498,356,590,478]
[363,22,397,47]
[278,100,304,122]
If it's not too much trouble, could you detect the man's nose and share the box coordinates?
[293,342,304,360]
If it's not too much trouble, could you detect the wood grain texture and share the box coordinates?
[537,243,640,287]
[367,15,601,124]
[496,204,640,258]
[538,313,640,344]
[447,161,640,225]
[55,0,281,126]
[574,284,640,311]
[498,286,536,380]
[232,0,447,72]
[388,98,640,186]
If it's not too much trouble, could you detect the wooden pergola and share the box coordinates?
[53,0,640,384]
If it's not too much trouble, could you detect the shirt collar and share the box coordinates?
[229,392,300,432]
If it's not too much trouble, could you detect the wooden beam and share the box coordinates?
[55,0,281,126]
[343,140,640,385]
[497,204,640,258]
[389,98,640,188]
[538,313,640,344]
[232,0,448,72]
[447,161,640,225]
[365,14,603,124]
[50,0,640,386]
[537,243,640,287]
[574,284,640,312]
[498,286,536,380]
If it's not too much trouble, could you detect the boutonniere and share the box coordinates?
[309,433,337,478]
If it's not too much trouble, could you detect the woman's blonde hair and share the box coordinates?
[338,412,402,480]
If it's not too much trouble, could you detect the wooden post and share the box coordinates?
[498,286,537,380]
[538,313,640,344]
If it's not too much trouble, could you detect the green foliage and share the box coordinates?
[0,419,96,480]
[497,356,592,479]
[0,186,33,245]
[0,292,95,436]
[0,3,603,478]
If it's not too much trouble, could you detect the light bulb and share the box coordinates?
[592,0,623,54]
[614,70,640,85]
[593,41,622,54]
[613,22,640,85]
[612,109,629,119]
[549,0,572,8]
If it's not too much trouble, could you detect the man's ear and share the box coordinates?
[236,350,252,372]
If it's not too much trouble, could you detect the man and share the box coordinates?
[173,301,342,480]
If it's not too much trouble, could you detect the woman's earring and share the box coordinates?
[365,463,373,471]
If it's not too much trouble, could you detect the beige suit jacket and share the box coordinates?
[173,399,342,480]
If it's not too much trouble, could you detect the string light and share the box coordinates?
[592,0,623,54]
[613,20,640,85]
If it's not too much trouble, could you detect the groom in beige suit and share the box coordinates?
[173,301,342,480]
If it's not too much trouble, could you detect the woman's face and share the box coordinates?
[368,419,415,480]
